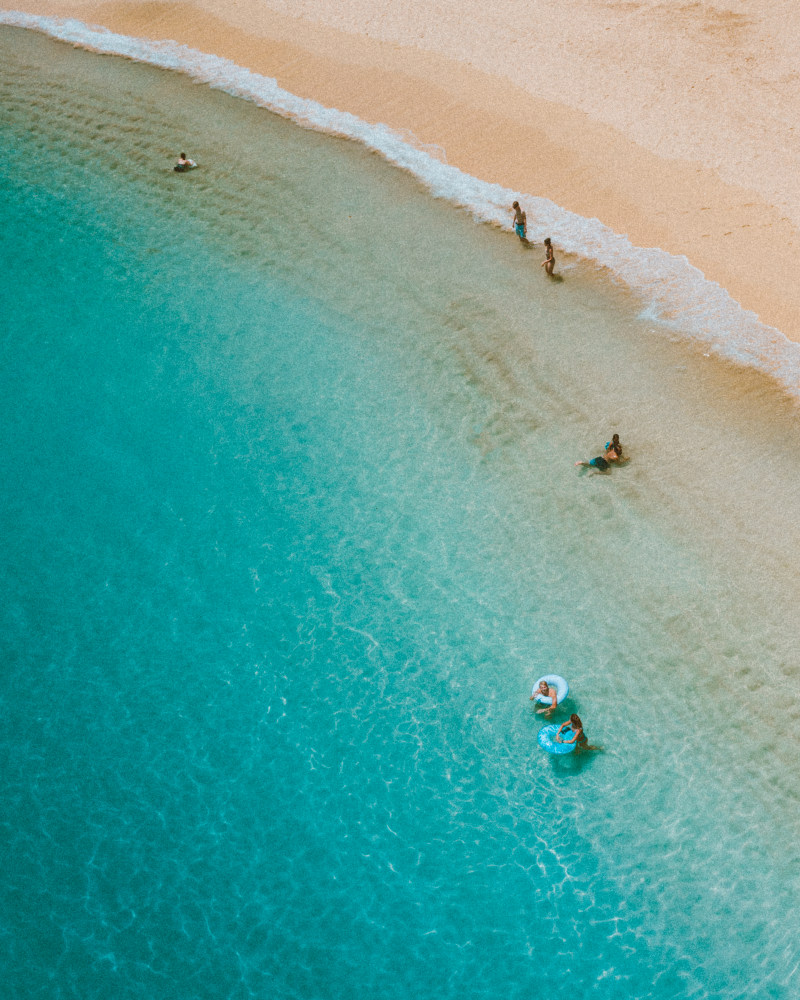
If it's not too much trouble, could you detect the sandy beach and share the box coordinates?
[8,0,800,342]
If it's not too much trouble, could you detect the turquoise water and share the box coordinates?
[3,25,800,1000]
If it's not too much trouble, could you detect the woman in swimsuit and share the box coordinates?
[556,713,601,751]
[556,714,586,746]
[556,713,599,752]
[541,237,555,275]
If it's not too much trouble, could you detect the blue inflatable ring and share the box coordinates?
[532,674,569,706]
[538,723,576,755]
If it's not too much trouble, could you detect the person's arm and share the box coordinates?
[539,689,556,715]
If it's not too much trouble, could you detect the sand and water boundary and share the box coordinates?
[6,0,800,344]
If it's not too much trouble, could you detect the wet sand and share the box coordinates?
[10,0,800,341]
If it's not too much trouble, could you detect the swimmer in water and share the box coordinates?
[540,237,555,275]
[556,714,601,752]
[574,444,620,473]
[530,679,558,716]
[511,201,530,244]
[174,152,197,172]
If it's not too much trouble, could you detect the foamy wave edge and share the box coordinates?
[4,10,799,395]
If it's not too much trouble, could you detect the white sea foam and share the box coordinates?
[3,9,799,395]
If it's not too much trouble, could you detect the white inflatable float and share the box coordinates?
[531,674,569,706]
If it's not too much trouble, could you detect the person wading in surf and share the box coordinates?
[511,201,530,245]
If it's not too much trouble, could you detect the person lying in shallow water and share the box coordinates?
[530,679,558,716]
[174,152,197,172]
[574,444,620,472]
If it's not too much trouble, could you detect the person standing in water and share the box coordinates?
[511,201,530,244]
[541,237,555,275]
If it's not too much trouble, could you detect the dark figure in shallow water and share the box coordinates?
[605,434,628,462]
[541,237,555,275]
[575,444,619,473]
[174,152,197,172]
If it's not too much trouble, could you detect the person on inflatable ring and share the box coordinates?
[530,678,559,716]
[555,714,601,752]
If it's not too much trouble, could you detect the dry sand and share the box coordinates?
[9,0,800,341]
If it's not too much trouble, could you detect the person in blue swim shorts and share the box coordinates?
[511,201,530,244]
[575,443,619,473]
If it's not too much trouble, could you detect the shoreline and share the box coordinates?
[6,0,800,344]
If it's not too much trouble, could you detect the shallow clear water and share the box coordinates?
[2,26,800,1000]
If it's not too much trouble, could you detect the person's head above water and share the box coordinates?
[539,680,549,692]
[569,714,582,727]
[180,152,186,158]
[611,434,620,446]
[544,237,552,247]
